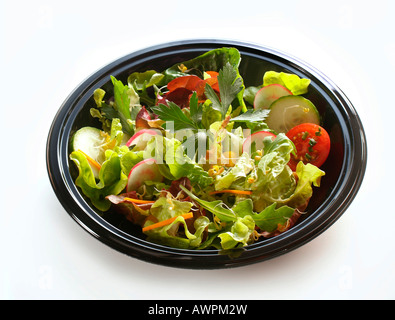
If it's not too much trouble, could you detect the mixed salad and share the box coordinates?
[69,47,330,250]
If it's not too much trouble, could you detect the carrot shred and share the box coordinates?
[78,149,101,171]
[123,197,156,204]
[142,212,194,232]
[209,190,253,195]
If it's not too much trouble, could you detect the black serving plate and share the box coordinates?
[46,39,367,269]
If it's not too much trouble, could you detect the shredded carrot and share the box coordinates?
[123,197,156,204]
[78,149,101,171]
[209,190,253,195]
[142,212,194,232]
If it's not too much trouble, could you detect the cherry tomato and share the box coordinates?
[286,123,330,171]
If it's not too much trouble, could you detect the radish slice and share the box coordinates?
[242,131,277,155]
[127,158,163,192]
[125,129,160,150]
[254,84,292,110]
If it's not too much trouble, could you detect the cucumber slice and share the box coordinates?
[71,126,106,178]
[266,96,320,133]
[254,84,292,110]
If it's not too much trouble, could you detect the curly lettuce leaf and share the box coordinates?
[281,161,325,208]
[144,135,213,188]
[115,145,145,176]
[182,186,257,249]
[214,152,254,191]
[249,133,316,211]
[143,196,210,249]
[69,149,128,211]
[127,70,164,106]
[252,161,325,212]
[257,133,295,178]
[145,215,210,249]
[218,215,255,250]
[263,71,310,95]
[127,70,164,91]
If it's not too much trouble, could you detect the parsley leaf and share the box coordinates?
[205,62,243,120]
[231,109,270,122]
[189,91,200,123]
[93,76,134,135]
[151,101,199,131]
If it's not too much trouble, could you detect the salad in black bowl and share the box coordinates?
[47,40,366,268]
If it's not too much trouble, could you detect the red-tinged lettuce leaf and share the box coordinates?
[163,87,192,109]
[167,177,192,198]
[135,106,152,129]
[106,191,152,226]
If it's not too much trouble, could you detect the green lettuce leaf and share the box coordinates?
[90,78,136,135]
[127,70,164,106]
[214,152,254,190]
[150,196,193,221]
[143,196,210,249]
[145,215,210,249]
[127,70,164,91]
[218,215,255,250]
[180,185,237,222]
[115,145,145,176]
[144,135,213,188]
[257,133,295,178]
[162,47,242,82]
[280,161,325,208]
[248,133,298,211]
[69,149,128,211]
[109,118,124,146]
[252,202,295,232]
[251,161,325,212]
[263,71,310,95]
[110,76,134,134]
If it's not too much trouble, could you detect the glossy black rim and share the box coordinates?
[46,39,367,269]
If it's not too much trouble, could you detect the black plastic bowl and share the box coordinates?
[46,39,367,269]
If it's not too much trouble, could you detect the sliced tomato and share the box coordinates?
[286,123,330,171]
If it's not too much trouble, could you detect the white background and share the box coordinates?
[1,0,394,300]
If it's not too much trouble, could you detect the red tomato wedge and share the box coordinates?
[286,123,330,171]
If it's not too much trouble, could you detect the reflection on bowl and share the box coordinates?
[46,40,367,269]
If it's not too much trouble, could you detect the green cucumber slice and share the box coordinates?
[266,96,320,133]
[71,126,106,178]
